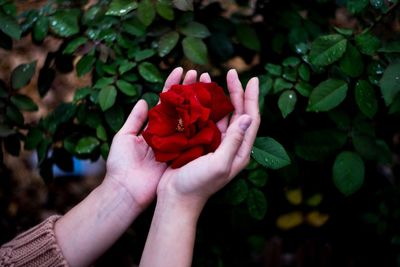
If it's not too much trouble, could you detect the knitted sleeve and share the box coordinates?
[0,215,69,267]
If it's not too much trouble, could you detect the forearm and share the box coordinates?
[55,177,142,267]
[139,192,205,267]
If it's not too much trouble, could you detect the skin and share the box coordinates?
[54,67,260,267]
[139,69,260,267]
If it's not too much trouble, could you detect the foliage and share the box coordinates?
[1,0,400,265]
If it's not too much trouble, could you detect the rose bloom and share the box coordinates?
[142,82,234,168]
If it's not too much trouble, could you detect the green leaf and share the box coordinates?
[96,125,107,141]
[118,60,136,74]
[49,10,80,37]
[282,57,301,67]
[309,34,347,67]
[225,179,249,205]
[142,92,159,108]
[10,95,38,111]
[370,0,384,9]
[11,61,37,90]
[298,64,310,81]
[265,63,282,76]
[355,80,378,118]
[172,0,193,11]
[248,169,268,187]
[278,90,297,118]
[339,44,364,77]
[252,137,291,170]
[273,78,292,93]
[355,33,381,56]
[6,105,24,125]
[158,31,179,57]
[82,5,103,25]
[94,77,114,89]
[137,0,155,26]
[106,0,138,16]
[347,0,369,13]
[75,136,100,155]
[33,16,49,42]
[134,49,156,62]
[352,134,379,160]
[334,27,353,36]
[0,11,21,39]
[247,188,267,220]
[307,79,348,112]
[116,80,138,96]
[182,37,208,65]
[98,85,117,111]
[333,151,365,196]
[63,37,87,54]
[122,18,146,36]
[105,105,124,132]
[389,93,400,114]
[100,142,110,159]
[77,55,95,77]
[156,1,174,20]
[138,62,162,83]
[24,128,43,150]
[180,21,210,38]
[295,130,347,161]
[379,62,400,106]
[295,81,313,97]
[236,24,260,52]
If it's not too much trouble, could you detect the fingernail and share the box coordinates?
[239,116,252,132]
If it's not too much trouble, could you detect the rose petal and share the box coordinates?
[146,104,177,136]
[205,83,234,122]
[187,125,215,147]
[151,133,188,151]
[207,121,221,152]
[171,146,204,168]
[154,150,180,162]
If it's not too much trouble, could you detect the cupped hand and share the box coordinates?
[104,67,185,210]
[157,69,260,207]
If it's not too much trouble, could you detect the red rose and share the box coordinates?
[142,82,234,168]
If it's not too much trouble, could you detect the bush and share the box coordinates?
[1,0,400,265]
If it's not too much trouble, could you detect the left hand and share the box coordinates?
[104,67,185,210]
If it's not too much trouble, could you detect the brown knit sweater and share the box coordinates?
[0,215,68,267]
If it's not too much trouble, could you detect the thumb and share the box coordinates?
[214,115,252,167]
[119,100,148,135]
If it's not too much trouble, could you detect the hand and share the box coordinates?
[157,69,260,208]
[104,68,185,210]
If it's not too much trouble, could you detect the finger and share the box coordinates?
[183,70,197,84]
[213,115,252,168]
[226,69,244,122]
[199,72,211,83]
[231,77,260,171]
[216,115,229,133]
[162,67,183,92]
[118,100,148,135]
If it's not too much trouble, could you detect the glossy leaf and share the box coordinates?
[156,1,174,20]
[77,55,95,77]
[138,62,163,83]
[379,62,400,106]
[309,34,347,67]
[0,11,21,39]
[158,31,179,57]
[236,24,260,52]
[75,136,100,154]
[98,85,117,111]
[106,0,138,16]
[49,10,80,37]
[307,79,348,112]
[137,0,155,26]
[355,80,378,118]
[116,80,138,96]
[248,169,268,187]
[355,33,381,56]
[252,137,291,170]
[10,95,38,111]
[333,151,365,196]
[33,16,49,42]
[278,90,297,118]
[63,37,87,54]
[180,21,210,38]
[182,37,208,65]
[11,61,37,90]
[105,105,124,132]
[339,44,363,77]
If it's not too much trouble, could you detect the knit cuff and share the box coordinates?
[0,215,69,267]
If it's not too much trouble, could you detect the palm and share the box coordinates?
[107,133,166,208]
